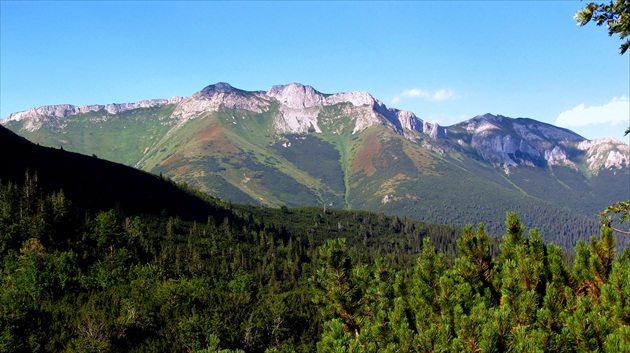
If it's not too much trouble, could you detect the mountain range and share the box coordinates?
[3,82,629,247]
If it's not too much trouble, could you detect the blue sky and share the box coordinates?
[1,1,629,141]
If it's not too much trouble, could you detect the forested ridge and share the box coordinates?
[0,172,461,352]
[1,171,629,352]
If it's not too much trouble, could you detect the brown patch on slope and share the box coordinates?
[161,152,182,169]
[158,120,243,178]
[195,121,239,155]
[171,164,193,174]
[351,131,380,177]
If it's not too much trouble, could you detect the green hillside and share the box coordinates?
[3,122,630,352]
[0,124,466,351]
[0,126,220,221]
[4,92,628,248]
[7,105,177,167]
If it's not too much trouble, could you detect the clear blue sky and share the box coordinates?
[2,1,629,141]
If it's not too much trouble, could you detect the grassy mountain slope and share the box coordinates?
[6,105,177,167]
[336,126,607,247]
[1,124,464,252]
[3,88,628,248]
[0,126,470,353]
[0,125,219,221]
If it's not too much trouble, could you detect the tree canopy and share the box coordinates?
[575,0,630,55]
[3,173,630,352]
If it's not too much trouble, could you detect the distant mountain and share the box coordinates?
[3,82,629,247]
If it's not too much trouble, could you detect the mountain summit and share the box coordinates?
[5,82,625,171]
[2,82,628,244]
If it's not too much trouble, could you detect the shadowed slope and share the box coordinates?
[0,125,223,221]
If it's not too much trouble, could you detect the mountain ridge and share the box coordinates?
[4,82,626,172]
[2,82,628,245]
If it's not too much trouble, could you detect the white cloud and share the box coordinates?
[555,96,630,128]
[402,88,429,98]
[431,89,456,101]
[391,88,458,105]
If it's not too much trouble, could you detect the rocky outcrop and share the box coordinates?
[265,83,439,137]
[268,83,382,134]
[3,98,182,123]
[104,97,185,114]
[457,114,584,169]
[451,113,629,172]
[2,82,444,140]
[171,82,269,120]
[2,98,184,132]
[3,83,626,174]
[578,138,630,172]
[267,83,328,109]
[267,83,376,109]
[267,84,326,133]
[544,146,571,166]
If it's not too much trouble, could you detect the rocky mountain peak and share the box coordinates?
[1,98,179,132]
[198,82,242,96]
[455,114,589,169]
[267,83,327,109]
[452,113,628,172]
[267,83,378,109]
[173,83,269,119]
[264,84,441,138]
[266,84,385,134]
[479,113,505,122]
[4,82,627,175]
[577,137,630,172]
[329,91,375,107]
[512,118,584,142]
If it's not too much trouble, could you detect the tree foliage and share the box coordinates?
[313,213,630,352]
[601,200,630,235]
[575,0,630,54]
[0,173,461,352]
[2,173,630,351]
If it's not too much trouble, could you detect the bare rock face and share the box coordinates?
[544,146,571,166]
[328,91,375,107]
[264,83,435,137]
[171,82,269,120]
[2,98,181,132]
[457,114,585,169]
[396,110,419,132]
[267,83,377,109]
[172,82,390,134]
[267,83,381,134]
[266,84,326,133]
[4,82,627,175]
[2,82,441,142]
[457,113,629,173]
[5,104,101,122]
[5,99,182,121]
[267,83,327,109]
[104,98,184,114]
[578,138,630,172]
[428,122,446,139]
[471,132,520,167]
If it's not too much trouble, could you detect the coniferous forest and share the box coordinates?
[2,0,630,352]
[1,171,629,352]
[1,101,629,352]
